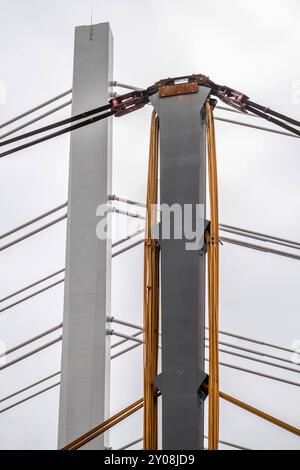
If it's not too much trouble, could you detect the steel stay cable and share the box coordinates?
[110,317,296,364]
[0,336,62,371]
[0,371,61,405]
[0,103,111,148]
[214,116,299,139]
[245,104,300,137]
[0,214,67,252]
[214,327,294,355]
[0,110,114,159]
[0,100,72,141]
[0,202,67,240]
[112,330,143,349]
[1,325,296,384]
[2,346,300,415]
[205,336,297,367]
[219,223,300,249]
[0,233,144,314]
[0,381,60,414]
[110,316,295,360]
[0,323,62,358]
[0,74,299,161]
[0,89,72,130]
[109,330,144,344]
[217,359,300,387]
[0,279,65,314]
[220,226,300,251]
[221,236,300,261]
[204,343,300,375]
[246,100,300,128]
[0,269,65,303]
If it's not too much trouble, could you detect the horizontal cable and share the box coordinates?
[0,381,60,414]
[109,194,146,208]
[215,116,299,139]
[0,336,62,371]
[0,323,62,358]
[0,269,65,303]
[0,100,72,140]
[0,214,67,252]
[221,236,300,261]
[108,317,144,331]
[0,279,65,314]
[112,81,143,92]
[0,89,72,130]
[0,371,60,405]
[110,207,146,220]
[0,203,67,240]
[220,390,300,438]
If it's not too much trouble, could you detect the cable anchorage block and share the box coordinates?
[215,85,249,113]
[110,90,149,117]
[200,219,211,256]
[157,74,209,98]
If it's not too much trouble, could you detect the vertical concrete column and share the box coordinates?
[150,88,210,450]
[58,22,113,450]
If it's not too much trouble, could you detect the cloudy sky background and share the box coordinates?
[0,0,299,449]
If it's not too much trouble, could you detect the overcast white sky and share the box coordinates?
[0,0,299,450]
